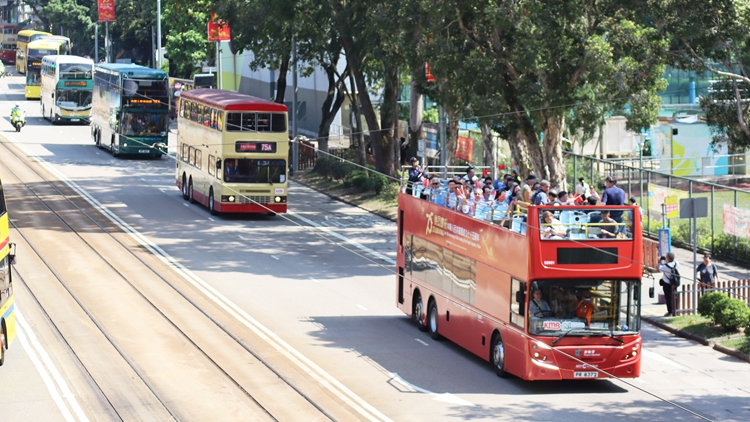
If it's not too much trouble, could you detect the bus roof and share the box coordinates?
[18,30,51,37]
[95,63,168,79]
[28,39,67,49]
[42,55,94,65]
[181,88,288,112]
[0,24,21,29]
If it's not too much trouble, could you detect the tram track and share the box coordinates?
[0,136,342,420]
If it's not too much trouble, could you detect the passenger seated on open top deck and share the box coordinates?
[446,180,459,210]
[424,177,441,202]
[598,210,625,239]
[541,210,567,239]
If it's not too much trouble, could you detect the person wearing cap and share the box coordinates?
[575,177,589,201]
[601,175,625,221]
[522,174,537,203]
[406,157,426,195]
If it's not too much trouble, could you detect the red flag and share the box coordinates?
[98,0,115,22]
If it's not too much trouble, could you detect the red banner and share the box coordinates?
[425,62,435,83]
[98,0,115,22]
[208,20,230,42]
[454,136,473,162]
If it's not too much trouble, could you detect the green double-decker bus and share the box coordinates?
[91,63,169,158]
[41,55,94,123]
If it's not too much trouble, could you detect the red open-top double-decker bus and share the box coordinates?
[396,192,643,380]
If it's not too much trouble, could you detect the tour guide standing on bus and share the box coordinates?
[601,175,625,221]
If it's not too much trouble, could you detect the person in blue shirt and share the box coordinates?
[406,157,425,195]
[601,175,625,221]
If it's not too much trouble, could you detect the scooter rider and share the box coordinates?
[11,103,25,119]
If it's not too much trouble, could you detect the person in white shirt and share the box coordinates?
[659,252,680,317]
[575,177,590,199]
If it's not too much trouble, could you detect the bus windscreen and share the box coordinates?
[223,159,286,184]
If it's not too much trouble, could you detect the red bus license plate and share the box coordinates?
[574,371,598,378]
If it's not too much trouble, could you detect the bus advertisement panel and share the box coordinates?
[175,88,289,214]
[396,192,643,381]
[25,38,69,99]
[0,177,17,366]
[15,30,51,74]
[41,55,94,123]
[0,24,20,65]
[90,63,169,157]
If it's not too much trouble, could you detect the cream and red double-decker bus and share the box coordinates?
[0,24,20,65]
[175,89,289,214]
[397,190,643,380]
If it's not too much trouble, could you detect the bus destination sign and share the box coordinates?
[65,81,88,87]
[235,142,276,153]
[127,98,160,105]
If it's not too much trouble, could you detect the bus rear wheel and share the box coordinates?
[208,189,217,215]
[413,292,427,332]
[188,179,195,203]
[428,300,441,341]
[181,174,189,200]
[491,333,507,378]
[0,331,5,366]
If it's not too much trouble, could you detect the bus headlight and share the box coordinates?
[221,195,236,202]
[274,196,286,203]
[123,142,128,147]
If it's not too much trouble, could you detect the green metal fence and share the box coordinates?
[565,152,750,264]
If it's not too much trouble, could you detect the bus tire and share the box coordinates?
[0,329,5,366]
[208,189,217,215]
[188,178,195,203]
[110,137,118,157]
[427,300,441,341]
[181,174,189,200]
[96,132,102,149]
[413,291,427,332]
[491,332,507,378]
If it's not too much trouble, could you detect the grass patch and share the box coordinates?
[665,314,731,339]
[720,337,750,355]
[293,168,399,221]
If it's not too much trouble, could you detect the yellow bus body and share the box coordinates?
[25,39,67,99]
[0,177,17,357]
[15,30,51,74]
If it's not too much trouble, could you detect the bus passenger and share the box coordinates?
[541,210,566,239]
[225,159,239,179]
[529,289,552,318]
[574,290,599,325]
[424,177,441,202]
[446,180,459,210]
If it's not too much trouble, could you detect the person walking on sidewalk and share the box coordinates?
[659,252,680,316]
[696,254,721,293]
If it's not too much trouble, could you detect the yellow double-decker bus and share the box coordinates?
[175,89,290,214]
[15,29,51,74]
[0,176,17,366]
[41,55,94,123]
[25,37,70,99]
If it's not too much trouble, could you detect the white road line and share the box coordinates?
[356,304,367,311]
[238,235,247,240]
[271,255,279,260]
[309,277,319,283]
[207,217,215,222]
[389,373,473,406]
[183,203,188,207]
[288,213,396,265]
[415,339,429,346]
[11,142,392,422]
[16,310,88,422]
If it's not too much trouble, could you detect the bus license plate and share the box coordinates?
[574,371,598,378]
[139,149,150,153]
[71,119,80,122]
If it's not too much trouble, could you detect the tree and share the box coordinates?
[419,1,667,187]
[163,0,210,78]
[37,0,96,56]
[656,0,750,151]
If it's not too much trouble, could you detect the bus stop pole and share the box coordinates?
[105,22,109,63]
[95,24,98,63]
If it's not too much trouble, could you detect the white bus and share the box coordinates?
[40,55,94,123]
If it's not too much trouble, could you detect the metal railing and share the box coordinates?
[566,151,750,265]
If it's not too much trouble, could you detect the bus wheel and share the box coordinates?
[491,333,507,378]
[413,292,427,331]
[181,174,188,200]
[208,189,217,215]
[111,140,118,157]
[96,132,102,149]
[188,179,195,203]
[428,300,441,341]
[0,331,5,366]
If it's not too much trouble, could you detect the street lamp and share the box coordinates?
[637,133,646,208]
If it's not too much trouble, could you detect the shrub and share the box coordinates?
[370,172,389,195]
[349,170,374,192]
[314,156,335,178]
[746,318,750,338]
[698,292,728,321]
[714,298,750,331]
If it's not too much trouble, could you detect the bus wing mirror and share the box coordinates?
[8,243,16,265]
[51,93,54,99]
[516,291,526,316]
[216,160,222,170]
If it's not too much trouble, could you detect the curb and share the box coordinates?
[291,175,398,223]
[642,315,750,363]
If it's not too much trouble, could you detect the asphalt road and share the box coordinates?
[0,75,748,422]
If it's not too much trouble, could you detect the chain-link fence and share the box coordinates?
[565,152,750,265]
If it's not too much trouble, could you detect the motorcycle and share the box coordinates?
[10,109,26,132]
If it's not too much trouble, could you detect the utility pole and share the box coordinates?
[156,0,162,70]
[105,22,109,62]
[292,35,299,175]
[94,23,98,63]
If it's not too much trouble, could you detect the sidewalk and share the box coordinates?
[640,243,750,363]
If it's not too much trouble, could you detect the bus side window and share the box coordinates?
[208,154,215,176]
[215,159,222,179]
[510,279,526,328]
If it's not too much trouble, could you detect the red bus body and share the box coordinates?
[0,24,21,64]
[175,89,289,215]
[396,193,643,380]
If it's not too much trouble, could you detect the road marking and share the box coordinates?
[415,339,429,346]
[238,235,247,240]
[16,310,88,422]
[11,143,392,422]
[183,203,188,207]
[389,373,474,406]
[271,255,279,260]
[309,277,319,283]
[642,349,685,369]
[288,213,396,265]
[207,217,215,222]
[356,304,367,311]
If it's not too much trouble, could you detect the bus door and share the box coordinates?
[504,278,528,376]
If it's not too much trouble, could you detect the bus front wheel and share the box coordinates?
[491,333,507,378]
[0,330,5,366]
[428,300,441,341]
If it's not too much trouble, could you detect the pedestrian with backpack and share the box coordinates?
[659,252,680,316]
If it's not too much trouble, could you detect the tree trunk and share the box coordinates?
[408,78,423,163]
[317,63,348,153]
[506,130,530,179]
[378,67,398,177]
[274,55,290,104]
[349,56,383,173]
[541,115,566,189]
[445,105,459,168]
[348,71,367,167]
[481,124,496,174]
